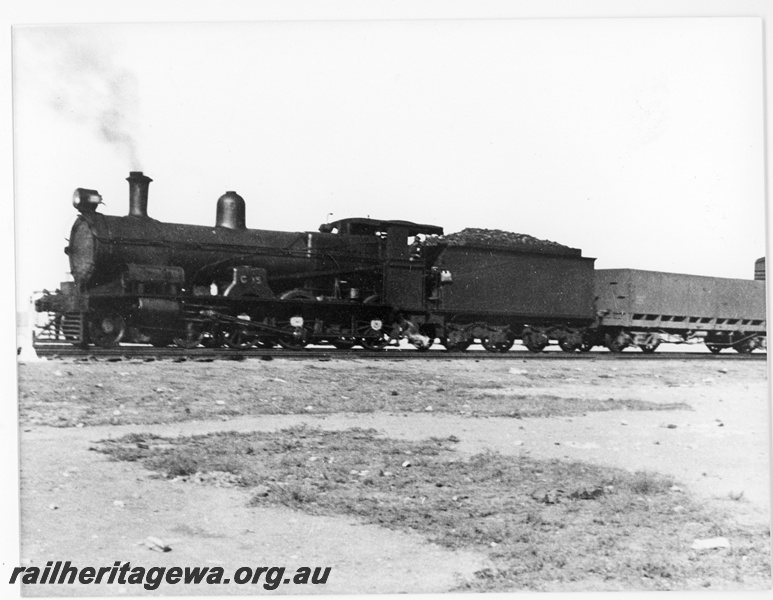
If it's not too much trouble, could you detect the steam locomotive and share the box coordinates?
[33,172,767,354]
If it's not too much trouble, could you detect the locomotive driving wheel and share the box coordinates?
[200,326,225,348]
[88,313,126,348]
[330,335,357,350]
[275,289,315,350]
[173,321,204,349]
[225,316,256,350]
[277,325,308,350]
[357,320,388,351]
[253,337,278,349]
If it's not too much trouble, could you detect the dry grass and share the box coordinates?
[96,426,771,591]
[18,360,690,427]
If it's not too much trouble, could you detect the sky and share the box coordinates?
[11,16,766,310]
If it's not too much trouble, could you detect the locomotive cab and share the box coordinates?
[321,218,444,310]
[323,218,443,258]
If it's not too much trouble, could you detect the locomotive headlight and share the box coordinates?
[290,316,304,328]
[72,188,103,213]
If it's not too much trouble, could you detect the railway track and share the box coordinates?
[31,343,767,361]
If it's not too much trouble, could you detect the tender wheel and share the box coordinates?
[173,322,203,349]
[640,343,659,354]
[441,329,472,352]
[707,344,722,354]
[441,338,471,352]
[579,342,594,352]
[88,313,126,348]
[482,331,515,353]
[557,330,584,353]
[522,330,548,353]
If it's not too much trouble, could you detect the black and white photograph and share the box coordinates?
[4,1,771,597]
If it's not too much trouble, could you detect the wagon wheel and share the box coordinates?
[88,313,126,348]
[522,330,548,353]
[639,334,660,354]
[706,344,723,354]
[732,340,755,354]
[173,321,203,349]
[605,331,630,353]
[579,331,597,352]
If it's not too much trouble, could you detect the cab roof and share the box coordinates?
[327,217,444,236]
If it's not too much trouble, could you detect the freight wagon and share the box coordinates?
[593,269,767,353]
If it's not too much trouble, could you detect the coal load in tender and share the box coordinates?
[423,228,576,253]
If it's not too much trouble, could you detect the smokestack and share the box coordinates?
[127,171,152,218]
[216,191,246,229]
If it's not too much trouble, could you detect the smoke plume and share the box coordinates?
[40,29,142,168]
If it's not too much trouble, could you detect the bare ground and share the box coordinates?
[16,356,771,594]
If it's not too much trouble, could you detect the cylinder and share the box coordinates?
[127,171,153,218]
[216,191,246,229]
